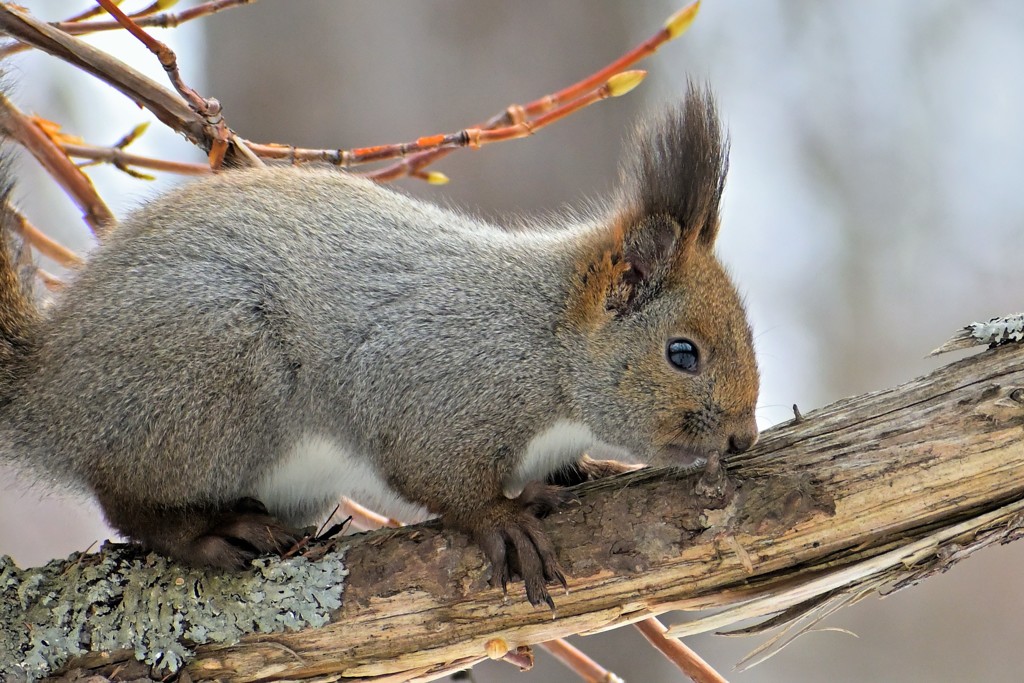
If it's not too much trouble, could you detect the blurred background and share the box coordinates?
[3,1,1024,681]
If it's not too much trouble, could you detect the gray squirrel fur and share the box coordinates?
[0,85,758,607]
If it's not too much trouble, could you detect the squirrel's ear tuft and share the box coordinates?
[616,83,729,257]
[571,86,730,323]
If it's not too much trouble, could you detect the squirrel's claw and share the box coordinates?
[477,530,511,594]
[461,483,573,608]
[478,517,564,608]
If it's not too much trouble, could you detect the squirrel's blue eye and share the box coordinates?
[667,339,699,373]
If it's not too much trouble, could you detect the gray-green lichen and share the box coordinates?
[0,544,347,681]
[970,314,1024,345]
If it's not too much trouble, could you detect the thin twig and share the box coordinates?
[0,0,257,59]
[242,70,644,175]
[36,267,65,291]
[60,0,126,24]
[8,204,84,266]
[339,498,402,532]
[368,1,701,182]
[65,0,257,33]
[93,0,235,168]
[489,2,699,127]
[541,638,623,683]
[0,4,209,149]
[0,92,114,236]
[62,142,211,177]
[0,2,688,190]
[634,617,729,683]
[365,70,644,181]
[15,0,165,33]
[64,0,186,25]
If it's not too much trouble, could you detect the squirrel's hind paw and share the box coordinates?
[110,496,305,570]
[190,504,303,569]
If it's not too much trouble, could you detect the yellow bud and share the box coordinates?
[665,1,700,40]
[425,171,450,185]
[607,70,646,98]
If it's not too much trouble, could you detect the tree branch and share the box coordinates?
[0,92,115,236]
[6,334,1022,682]
[0,4,210,150]
[0,2,697,187]
[0,0,257,59]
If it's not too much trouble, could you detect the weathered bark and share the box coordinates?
[19,340,1024,682]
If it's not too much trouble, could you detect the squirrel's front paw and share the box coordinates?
[457,482,576,609]
[548,454,645,487]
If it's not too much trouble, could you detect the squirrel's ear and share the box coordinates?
[615,83,729,261]
[572,86,729,323]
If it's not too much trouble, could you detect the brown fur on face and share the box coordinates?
[562,84,759,465]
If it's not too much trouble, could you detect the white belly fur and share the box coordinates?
[255,433,430,525]
[259,423,628,522]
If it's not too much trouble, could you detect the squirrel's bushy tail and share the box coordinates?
[0,157,40,406]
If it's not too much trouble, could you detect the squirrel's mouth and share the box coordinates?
[658,444,716,471]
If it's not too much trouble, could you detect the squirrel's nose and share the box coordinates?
[727,423,759,454]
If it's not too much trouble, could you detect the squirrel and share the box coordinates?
[0,85,759,608]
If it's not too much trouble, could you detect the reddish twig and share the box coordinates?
[241,70,643,177]
[339,498,402,532]
[1,2,693,188]
[368,1,701,182]
[62,0,180,25]
[63,142,211,177]
[92,0,235,168]
[61,0,126,24]
[0,91,114,236]
[35,267,66,292]
[65,0,257,33]
[635,617,729,683]
[66,121,212,179]
[542,638,624,683]
[0,0,257,59]
[8,205,84,267]
[363,69,645,181]
[492,2,699,126]
[0,5,209,148]
[92,0,208,114]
